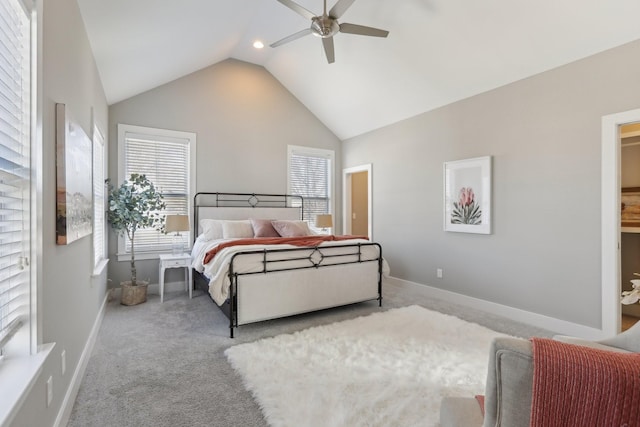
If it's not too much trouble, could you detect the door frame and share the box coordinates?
[343,164,372,238]
[601,108,640,337]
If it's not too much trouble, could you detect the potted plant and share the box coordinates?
[107,173,166,305]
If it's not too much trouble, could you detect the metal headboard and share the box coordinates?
[193,192,304,242]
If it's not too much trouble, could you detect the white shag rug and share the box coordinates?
[225,305,509,427]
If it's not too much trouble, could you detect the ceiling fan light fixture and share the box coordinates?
[311,16,339,38]
[271,0,389,63]
[253,40,265,49]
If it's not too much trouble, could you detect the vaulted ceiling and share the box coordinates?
[77,0,640,140]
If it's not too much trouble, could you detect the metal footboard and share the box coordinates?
[226,242,383,338]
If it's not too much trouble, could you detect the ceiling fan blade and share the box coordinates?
[270,28,312,48]
[339,23,389,38]
[275,0,316,20]
[322,37,335,64]
[329,0,356,19]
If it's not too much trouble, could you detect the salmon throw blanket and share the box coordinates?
[530,337,640,427]
[202,235,369,265]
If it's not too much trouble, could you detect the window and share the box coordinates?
[117,124,196,259]
[287,145,334,232]
[92,124,107,274]
[0,0,32,357]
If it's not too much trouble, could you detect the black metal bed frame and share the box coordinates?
[193,192,304,234]
[192,192,383,338]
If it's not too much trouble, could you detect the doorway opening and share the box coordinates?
[343,164,372,238]
[620,123,640,330]
[602,108,640,337]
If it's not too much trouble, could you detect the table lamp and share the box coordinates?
[165,214,190,254]
[315,214,333,234]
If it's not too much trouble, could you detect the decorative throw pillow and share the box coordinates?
[222,220,254,239]
[271,220,308,237]
[250,219,280,238]
[199,219,224,241]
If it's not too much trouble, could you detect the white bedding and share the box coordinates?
[191,235,390,306]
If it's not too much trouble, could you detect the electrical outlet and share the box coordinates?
[436,268,443,279]
[46,376,53,407]
[61,350,66,375]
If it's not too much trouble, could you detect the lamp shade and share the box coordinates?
[165,214,190,233]
[315,214,333,228]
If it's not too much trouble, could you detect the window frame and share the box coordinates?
[0,0,55,425]
[92,122,107,275]
[287,145,335,233]
[0,0,34,360]
[116,124,196,261]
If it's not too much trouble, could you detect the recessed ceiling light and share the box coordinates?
[253,40,264,49]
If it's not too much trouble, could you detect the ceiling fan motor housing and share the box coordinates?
[311,16,339,38]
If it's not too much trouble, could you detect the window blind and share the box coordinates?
[288,148,333,229]
[92,126,105,269]
[0,0,31,354]
[122,133,190,253]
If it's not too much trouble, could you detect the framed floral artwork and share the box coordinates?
[443,156,492,234]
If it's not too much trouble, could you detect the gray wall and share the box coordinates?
[108,59,342,286]
[12,0,109,425]
[343,39,640,329]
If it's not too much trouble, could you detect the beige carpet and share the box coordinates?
[68,280,554,427]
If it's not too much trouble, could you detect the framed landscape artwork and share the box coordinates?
[56,103,93,245]
[621,187,640,227]
[443,156,492,234]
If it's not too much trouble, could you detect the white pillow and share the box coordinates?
[222,220,254,239]
[294,220,312,235]
[199,219,223,241]
[270,220,312,237]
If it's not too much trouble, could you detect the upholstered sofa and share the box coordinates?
[440,322,640,427]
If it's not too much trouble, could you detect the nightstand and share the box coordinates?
[158,253,192,303]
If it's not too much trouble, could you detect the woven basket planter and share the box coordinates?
[120,281,149,306]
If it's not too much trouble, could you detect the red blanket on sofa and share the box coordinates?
[530,337,640,427]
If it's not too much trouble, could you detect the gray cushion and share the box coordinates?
[440,397,483,427]
[483,338,532,427]
[597,321,640,352]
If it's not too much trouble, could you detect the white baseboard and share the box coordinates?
[388,276,607,340]
[54,291,109,427]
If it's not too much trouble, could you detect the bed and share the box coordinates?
[190,192,388,337]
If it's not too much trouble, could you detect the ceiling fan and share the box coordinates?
[270,0,389,64]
